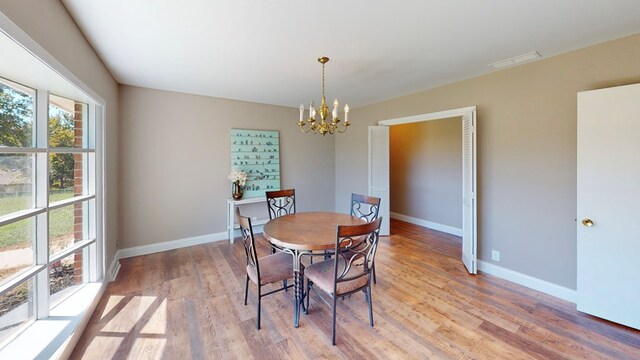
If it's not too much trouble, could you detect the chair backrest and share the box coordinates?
[350,193,381,222]
[333,218,383,292]
[266,189,296,220]
[236,208,260,280]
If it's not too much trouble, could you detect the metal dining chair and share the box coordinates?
[350,193,381,283]
[266,189,296,220]
[237,208,296,329]
[265,188,298,274]
[304,217,383,345]
[266,188,320,266]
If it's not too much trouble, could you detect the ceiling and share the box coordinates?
[61,0,640,108]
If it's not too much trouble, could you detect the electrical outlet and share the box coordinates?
[492,250,501,262]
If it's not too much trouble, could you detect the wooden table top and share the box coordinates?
[263,211,365,251]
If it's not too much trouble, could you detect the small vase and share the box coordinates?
[232,181,243,200]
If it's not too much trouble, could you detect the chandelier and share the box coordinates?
[297,57,349,135]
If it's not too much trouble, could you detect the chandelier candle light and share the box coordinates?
[297,57,350,135]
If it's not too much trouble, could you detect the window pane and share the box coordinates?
[0,217,35,287]
[0,277,34,343]
[49,152,88,201]
[0,78,35,148]
[0,154,34,217]
[49,202,88,255]
[49,94,87,149]
[50,249,85,308]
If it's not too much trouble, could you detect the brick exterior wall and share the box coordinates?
[73,103,83,284]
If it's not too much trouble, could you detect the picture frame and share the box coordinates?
[230,128,280,198]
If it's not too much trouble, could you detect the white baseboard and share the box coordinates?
[107,255,121,282]
[390,211,463,236]
[478,260,577,303]
[117,231,230,260]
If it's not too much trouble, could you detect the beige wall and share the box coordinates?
[0,1,120,264]
[390,118,462,229]
[118,86,335,248]
[335,33,640,289]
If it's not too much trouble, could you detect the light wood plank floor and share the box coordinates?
[72,219,640,359]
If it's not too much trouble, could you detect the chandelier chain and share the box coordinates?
[322,61,326,100]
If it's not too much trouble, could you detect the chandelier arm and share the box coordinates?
[298,121,316,133]
[336,122,349,133]
[299,125,312,133]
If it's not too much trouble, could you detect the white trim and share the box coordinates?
[117,231,232,259]
[0,281,107,359]
[379,106,477,126]
[478,260,577,303]
[107,255,121,282]
[48,194,96,211]
[0,208,46,227]
[390,211,462,236]
[0,147,46,154]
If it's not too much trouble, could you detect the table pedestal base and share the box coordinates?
[283,248,309,327]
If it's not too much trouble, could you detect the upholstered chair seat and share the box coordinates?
[304,257,368,296]
[247,252,297,286]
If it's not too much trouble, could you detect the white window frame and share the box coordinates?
[0,80,103,338]
[0,12,106,353]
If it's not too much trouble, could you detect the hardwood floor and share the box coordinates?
[71,219,640,359]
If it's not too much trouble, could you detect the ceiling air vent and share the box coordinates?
[489,51,541,69]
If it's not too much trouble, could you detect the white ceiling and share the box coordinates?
[61,0,640,108]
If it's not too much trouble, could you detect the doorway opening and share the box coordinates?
[369,106,477,274]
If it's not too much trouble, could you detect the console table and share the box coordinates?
[226,197,269,243]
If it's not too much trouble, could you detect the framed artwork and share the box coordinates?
[230,128,280,198]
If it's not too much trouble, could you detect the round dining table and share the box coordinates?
[263,211,364,327]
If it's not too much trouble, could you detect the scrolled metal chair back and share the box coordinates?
[236,208,259,279]
[333,218,383,289]
[266,189,296,219]
[350,193,381,222]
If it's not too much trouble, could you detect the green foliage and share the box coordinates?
[0,83,33,148]
[49,109,75,189]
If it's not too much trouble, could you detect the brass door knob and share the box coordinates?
[582,219,594,227]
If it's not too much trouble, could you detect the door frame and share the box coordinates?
[377,106,477,274]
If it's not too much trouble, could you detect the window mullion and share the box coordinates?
[92,105,103,282]
[34,89,50,320]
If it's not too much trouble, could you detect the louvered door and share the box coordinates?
[368,126,390,235]
[461,112,477,274]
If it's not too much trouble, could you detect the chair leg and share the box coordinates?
[305,280,311,314]
[367,284,374,327]
[256,286,262,330]
[372,262,377,284]
[331,295,337,346]
[244,275,249,305]
[283,279,288,291]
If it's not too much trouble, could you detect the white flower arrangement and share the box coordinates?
[228,170,248,186]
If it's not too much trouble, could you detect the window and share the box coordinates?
[0,78,99,344]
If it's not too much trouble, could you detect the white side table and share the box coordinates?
[226,197,268,243]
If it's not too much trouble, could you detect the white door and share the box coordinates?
[461,113,477,274]
[577,83,640,330]
[368,126,390,235]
